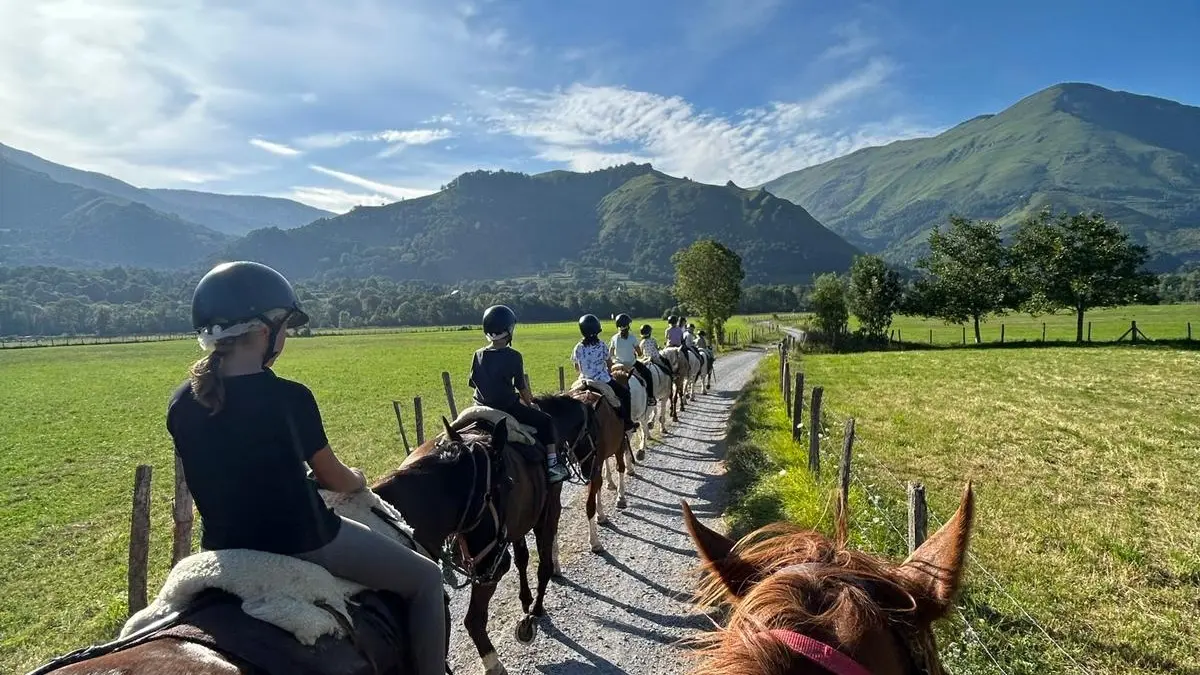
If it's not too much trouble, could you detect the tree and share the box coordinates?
[914,216,1013,343]
[847,255,902,340]
[1012,209,1154,342]
[808,273,848,338]
[672,239,745,338]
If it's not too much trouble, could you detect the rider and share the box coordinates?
[470,305,569,483]
[683,322,701,361]
[573,314,635,432]
[696,329,710,351]
[169,261,446,675]
[664,315,684,348]
[638,323,665,369]
[610,313,655,406]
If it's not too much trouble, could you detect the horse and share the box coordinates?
[699,346,715,392]
[29,489,448,675]
[662,345,703,407]
[681,483,975,675]
[639,358,675,444]
[376,417,562,675]
[534,388,628,554]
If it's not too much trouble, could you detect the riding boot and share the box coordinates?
[546,443,569,483]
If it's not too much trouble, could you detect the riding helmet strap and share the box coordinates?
[257,310,292,367]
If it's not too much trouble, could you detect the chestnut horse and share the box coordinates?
[682,483,975,675]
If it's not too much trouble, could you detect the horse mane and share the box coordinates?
[689,523,919,675]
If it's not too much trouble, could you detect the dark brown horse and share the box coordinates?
[376,418,563,675]
[533,390,627,554]
[682,483,975,675]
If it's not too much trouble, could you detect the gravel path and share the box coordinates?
[445,347,765,675]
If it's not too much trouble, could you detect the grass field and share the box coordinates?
[819,303,1200,344]
[781,345,1200,674]
[0,316,769,672]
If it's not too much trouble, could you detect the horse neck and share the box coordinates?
[373,467,463,553]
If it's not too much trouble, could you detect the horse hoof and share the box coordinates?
[553,565,563,576]
[617,497,628,509]
[635,449,646,461]
[514,615,537,645]
[597,515,610,525]
[606,482,617,491]
[532,603,547,617]
[592,544,605,554]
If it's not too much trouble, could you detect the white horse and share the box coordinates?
[699,346,715,392]
[659,346,701,413]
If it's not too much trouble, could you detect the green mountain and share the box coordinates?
[223,164,859,283]
[0,143,331,235]
[762,83,1200,270]
[0,158,227,268]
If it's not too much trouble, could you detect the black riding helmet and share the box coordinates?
[667,315,678,326]
[579,314,602,337]
[191,261,308,366]
[482,304,517,342]
[615,313,632,329]
[640,323,653,337]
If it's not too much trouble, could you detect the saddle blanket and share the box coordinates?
[449,405,539,446]
[571,377,620,408]
[120,489,417,646]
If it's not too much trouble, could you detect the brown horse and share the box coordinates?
[659,346,694,419]
[533,390,627,554]
[682,483,975,675]
[376,418,563,675]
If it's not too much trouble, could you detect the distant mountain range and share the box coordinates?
[763,83,1200,271]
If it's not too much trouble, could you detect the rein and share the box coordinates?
[441,438,508,588]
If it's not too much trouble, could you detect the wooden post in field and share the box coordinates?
[441,371,458,420]
[783,360,792,418]
[171,457,194,566]
[929,328,933,345]
[791,373,804,441]
[1000,324,1005,344]
[962,326,966,345]
[392,400,411,453]
[808,387,823,476]
[897,329,902,344]
[907,482,927,555]
[1189,322,1193,341]
[1042,322,1046,342]
[525,372,532,392]
[1088,321,1092,342]
[413,396,425,445]
[128,465,152,615]
[558,366,566,392]
[838,418,855,523]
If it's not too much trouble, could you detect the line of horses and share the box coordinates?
[32,344,977,675]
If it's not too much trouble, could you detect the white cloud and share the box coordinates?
[296,128,455,151]
[249,138,302,156]
[309,165,437,200]
[286,187,392,213]
[487,59,931,186]
[820,21,877,62]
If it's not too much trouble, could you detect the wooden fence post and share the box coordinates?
[1042,322,1047,342]
[791,372,804,441]
[525,372,532,392]
[907,482,927,555]
[838,418,855,522]
[441,371,458,420]
[558,366,566,392]
[1189,322,1193,341]
[171,457,194,566]
[783,360,792,418]
[128,465,152,615]
[808,387,824,476]
[1087,321,1092,342]
[392,400,411,453]
[1000,323,1005,344]
[413,396,425,445]
[929,329,933,345]
[962,326,966,345]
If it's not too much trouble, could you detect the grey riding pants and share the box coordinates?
[295,516,446,675]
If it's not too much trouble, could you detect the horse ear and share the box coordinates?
[490,421,508,452]
[897,482,975,622]
[681,500,758,601]
[442,417,463,443]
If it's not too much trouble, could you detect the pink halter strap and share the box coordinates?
[763,630,875,675]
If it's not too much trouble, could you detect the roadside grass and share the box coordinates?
[0,315,766,672]
[793,346,1200,674]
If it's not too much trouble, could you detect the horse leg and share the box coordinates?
[466,582,506,675]
[625,431,638,475]
[532,482,563,614]
[616,436,628,510]
[587,471,605,552]
[636,421,647,461]
[513,538,532,614]
[605,456,618,490]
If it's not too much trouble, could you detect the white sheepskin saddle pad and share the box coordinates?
[119,488,417,646]
[572,377,620,409]
[448,405,539,446]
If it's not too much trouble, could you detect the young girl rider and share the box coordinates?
[638,323,664,368]
[469,305,569,483]
[664,315,684,348]
[609,313,655,406]
[573,314,636,431]
[168,261,446,675]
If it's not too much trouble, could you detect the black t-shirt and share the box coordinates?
[470,346,524,409]
[167,370,342,555]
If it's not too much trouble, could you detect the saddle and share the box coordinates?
[449,406,539,448]
[613,362,648,391]
[571,377,620,408]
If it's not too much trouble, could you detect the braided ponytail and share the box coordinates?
[189,346,231,415]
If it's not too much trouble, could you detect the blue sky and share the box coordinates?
[2,0,1197,213]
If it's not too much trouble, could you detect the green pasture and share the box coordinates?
[783,345,1200,673]
[0,317,767,672]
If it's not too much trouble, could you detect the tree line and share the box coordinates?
[808,209,1180,345]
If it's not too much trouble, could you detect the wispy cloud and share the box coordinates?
[309,165,437,200]
[487,59,929,186]
[249,138,302,156]
[820,21,877,62]
[296,128,455,151]
[286,186,392,213]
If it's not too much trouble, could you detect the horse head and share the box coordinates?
[682,483,975,675]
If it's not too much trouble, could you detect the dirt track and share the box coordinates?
[445,347,765,675]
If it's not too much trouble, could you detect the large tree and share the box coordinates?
[672,239,745,337]
[808,272,849,338]
[914,215,1013,343]
[847,255,903,340]
[1012,209,1154,342]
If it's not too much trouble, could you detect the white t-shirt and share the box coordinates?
[683,331,696,348]
[610,332,638,366]
[573,340,612,382]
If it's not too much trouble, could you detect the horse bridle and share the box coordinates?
[757,565,936,675]
[441,438,509,588]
